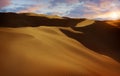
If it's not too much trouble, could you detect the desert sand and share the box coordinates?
[0,13,120,76]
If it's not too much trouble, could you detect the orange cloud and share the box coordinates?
[83,0,120,20]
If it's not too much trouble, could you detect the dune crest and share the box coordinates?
[76,20,95,27]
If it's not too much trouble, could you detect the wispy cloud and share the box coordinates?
[17,0,83,16]
[18,5,42,13]
[82,0,120,19]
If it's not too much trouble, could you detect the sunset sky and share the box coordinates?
[0,0,120,20]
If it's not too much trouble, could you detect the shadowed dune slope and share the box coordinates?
[0,13,120,76]
[62,21,120,62]
[0,12,85,27]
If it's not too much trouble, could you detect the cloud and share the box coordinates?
[52,0,80,4]
[17,0,83,16]
[41,0,84,16]
[81,0,120,19]
[1,0,120,20]
[66,0,80,4]
[18,5,42,13]
[0,0,11,8]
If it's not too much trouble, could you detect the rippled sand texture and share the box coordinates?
[0,26,120,76]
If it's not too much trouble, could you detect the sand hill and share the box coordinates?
[0,13,120,76]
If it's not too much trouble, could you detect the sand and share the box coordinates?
[0,26,120,76]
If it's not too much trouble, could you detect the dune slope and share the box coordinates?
[0,26,120,76]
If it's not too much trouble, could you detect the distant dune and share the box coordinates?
[0,13,120,76]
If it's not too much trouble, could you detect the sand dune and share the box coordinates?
[0,13,120,76]
[0,26,120,76]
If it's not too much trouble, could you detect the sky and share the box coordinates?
[0,0,120,20]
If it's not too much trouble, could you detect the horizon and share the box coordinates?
[1,12,120,28]
[1,12,120,21]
